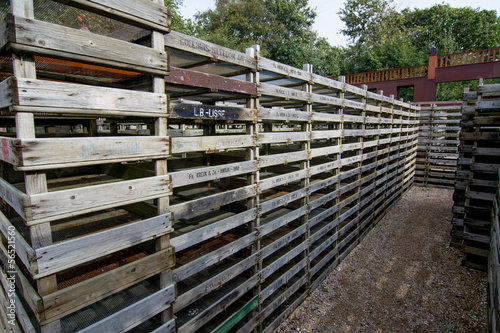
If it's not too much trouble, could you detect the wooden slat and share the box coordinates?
[171,135,254,154]
[7,15,169,75]
[78,284,175,333]
[8,78,168,117]
[41,247,175,323]
[34,212,173,277]
[28,175,172,224]
[52,0,170,32]
[8,136,170,170]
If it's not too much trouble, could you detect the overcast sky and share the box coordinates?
[178,0,500,46]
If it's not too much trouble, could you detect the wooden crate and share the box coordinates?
[0,0,176,332]
[452,83,500,269]
[488,168,500,333]
[1,5,420,331]
[415,103,461,188]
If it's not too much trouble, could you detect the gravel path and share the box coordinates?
[277,186,487,333]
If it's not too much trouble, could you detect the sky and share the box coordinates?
[178,0,500,47]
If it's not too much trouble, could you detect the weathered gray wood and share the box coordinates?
[257,131,309,144]
[259,188,307,214]
[258,83,311,102]
[170,185,256,220]
[150,318,176,333]
[34,212,172,277]
[261,224,307,260]
[41,247,174,323]
[78,284,175,333]
[170,208,256,252]
[52,0,170,32]
[173,232,257,283]
[257,151,309,168]
[7,15,169,75]
[28,175,172,224]
[259,257,307,302]
[170,161,256,188]
[258,57,311,82]
[10,136,170,170]
[9,78,167,117]
[258,169,308,192]
[165,31,255,68]
[174,254,258,312]
[310,130,342,140]
[259,206,308,236]
[171,135,254,154]
[0,177,28,220]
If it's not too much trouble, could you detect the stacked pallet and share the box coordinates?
[0,4,419,331]
[488,168,500,333]
[452,83,500,269]
[415,103,461,188]
[0,0,176,332]
[162,35,419,332]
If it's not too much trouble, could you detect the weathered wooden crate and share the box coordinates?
[1,3,420,331]
[452,83,500,269]
[0,0,176,332]
[488,168,500,333]
[415,103,461,188]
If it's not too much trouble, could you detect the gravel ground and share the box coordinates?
[277,186,488,333]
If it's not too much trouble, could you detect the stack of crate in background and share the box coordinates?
[452,83,500,269]
[0,1,419,332]
[162,33,419,332]
[0,0,176,332]
[415,103,461,188]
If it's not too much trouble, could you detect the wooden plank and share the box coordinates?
[173,232,257,283]
[257,150,309,168]
[0,137,20,167]
[28,175,172,224]
[0,211,36,275]
[0,77,16,110]
[34,212,173,278]
[259,107,310,122]
[10,78,168,117]
[41,248,175,323]
[167,68,257,96]
[177,275,259,333]
[260,206,308,237]
[171,135,254,154]
[261,224,307,260]
[310,130,342,140]
[257,131,309,144]
[258,169,308,192]
[174,254,258,312]
[261,240,308,280]
[170,185,256,220]
[170,208,256,252]
[11,136,170,171]
[165,31,255,68]
[170,103,253,121]
[150,318,176,333]
[258,83,311,102]
[8,15,169,75]
[213,296,258,333]
[0,177,28,221]
[259,258,307,302]
[78,284,175,333]
[52,0,170,32]
[259,188,307,214]
[258,57,311,82]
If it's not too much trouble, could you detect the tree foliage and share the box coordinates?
[191,0,342,76]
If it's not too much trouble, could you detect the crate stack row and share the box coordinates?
[0,0,176,332]
[161,33,419,332]
[415,103,461,188]
[452,83,500,269]
[0,5,419,332]
[488,168,500,333]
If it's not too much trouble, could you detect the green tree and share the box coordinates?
[192,0,343,76]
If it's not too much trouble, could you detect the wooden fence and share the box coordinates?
[452,83,500,269]
[0,0,420,332]
[414,103,461,188]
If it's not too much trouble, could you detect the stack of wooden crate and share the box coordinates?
[0,0,176,332]
[415,103,461,188]
[452,83,500,269]
[0,2,419,331]
[488,168,500,333]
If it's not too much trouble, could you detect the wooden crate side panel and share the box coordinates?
[77,284,175,333]
[28,175,172,223]
[12,136,170,170]
[34,212,173,277]
[171,135,254,154]
[40,247,175,324]
[8,15,169,74]
[52,0,170,32]
[11,78,167,117]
